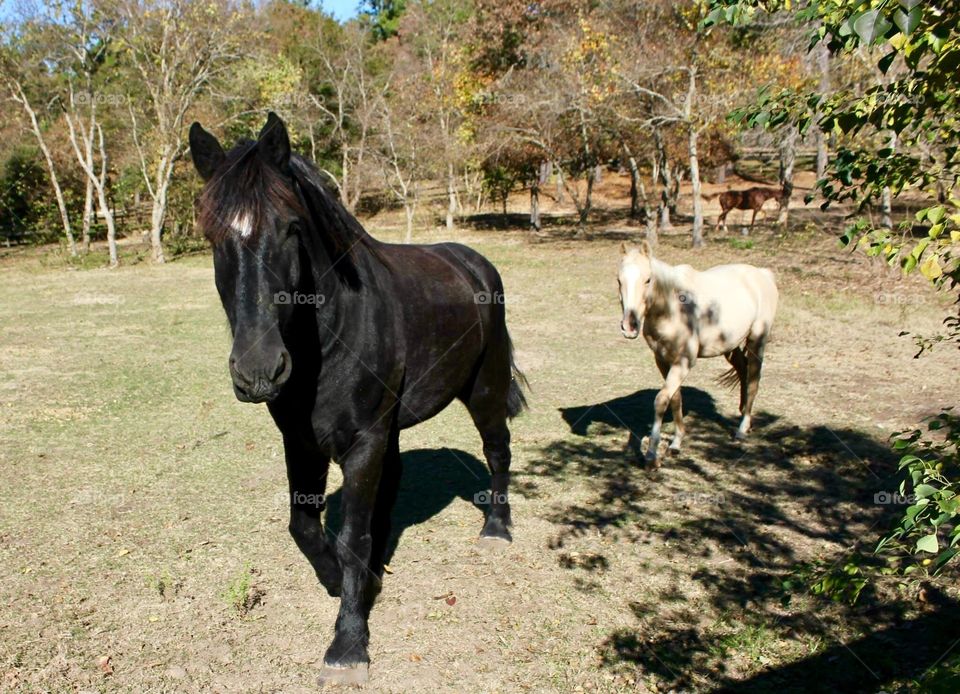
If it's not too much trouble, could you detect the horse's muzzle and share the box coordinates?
[621,312,641,339]
[229,349,291,403]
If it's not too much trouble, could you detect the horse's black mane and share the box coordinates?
[197,142,380,287]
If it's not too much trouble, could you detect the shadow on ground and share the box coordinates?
[516,387,960,691]
[326,447,490,565]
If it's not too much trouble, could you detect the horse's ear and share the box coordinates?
[258,111,291,173]
[640,240,652,256]
[189,123,225,182]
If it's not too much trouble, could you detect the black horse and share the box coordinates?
[189,113,527,685]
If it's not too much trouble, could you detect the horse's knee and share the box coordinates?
[654,390,672,413]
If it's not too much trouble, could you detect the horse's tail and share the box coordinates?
[506,333,530,419]
[717,366,741,390]
[701,191,719,202]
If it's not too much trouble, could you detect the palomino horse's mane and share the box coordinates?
[197,142,381,287]
[648,257,691,301]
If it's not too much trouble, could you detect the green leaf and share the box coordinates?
[854,10,893,45]
[933,547,958,572]
[914,484,938,499]
[916,534,939,553]
[919,256,942,280]
[926,205,946,223]
[893,7,921,36]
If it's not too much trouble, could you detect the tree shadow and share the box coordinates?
[518,387,946,690]
[325,447,489,566]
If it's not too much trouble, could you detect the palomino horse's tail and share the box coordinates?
[506,333,530,419]
[717,366,740,390]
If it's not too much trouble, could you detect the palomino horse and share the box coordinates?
[618,242,778,466]
[708,187,782,232]
[189,113,527,684]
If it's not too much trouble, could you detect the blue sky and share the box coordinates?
[318,0,363,22]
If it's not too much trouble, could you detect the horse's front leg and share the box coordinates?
[319,431,388,685]
[647,357,691,467]
[655,355,685,453]
[284,438,342,597]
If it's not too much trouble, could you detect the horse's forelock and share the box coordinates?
[197,146,304,244]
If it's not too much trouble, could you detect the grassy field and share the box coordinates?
[1,203,958,692]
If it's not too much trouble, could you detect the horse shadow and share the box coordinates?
[519,388,944,690]
[558,387,777,459]
[324,447,489,565]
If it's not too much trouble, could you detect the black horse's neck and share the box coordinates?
[291,157,382,295]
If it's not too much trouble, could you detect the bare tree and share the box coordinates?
[64,89,118,266]
[308,21,386,214]
[377,80,425,242]
[118,0,250,262]
[1,11,77,255]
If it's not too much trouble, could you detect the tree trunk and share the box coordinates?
[404,202,414,242]
[65,104,116,265]
[341,148,353,213]
[624,143,641,220]
[530,184,540,232]
[689,127,704,247]
[641,179,657,246]
[880,132,897,229]
[82,178,94,252]
[778,126,798,226]
[654,128,672,230]
[149,154,172,263]
[815,39,830,179]
[446,162,456,230]
[12,83,76,255]
[576,168,595,235]
[97,125,118,267]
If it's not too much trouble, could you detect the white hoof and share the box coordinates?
[318,662,369,687]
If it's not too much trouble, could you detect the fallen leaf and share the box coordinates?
[409,653,422,662]
[96,655,113,676]
[382,564,393,575]
[445,595,457,606]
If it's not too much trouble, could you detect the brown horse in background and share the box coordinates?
[706,187,782,232]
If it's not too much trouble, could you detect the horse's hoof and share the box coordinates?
[477,533,512,550]
[479,516,512,545]
[318,662,368,687]
[734,429,749,441]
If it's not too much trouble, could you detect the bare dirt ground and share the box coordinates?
[1,172,958,693]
